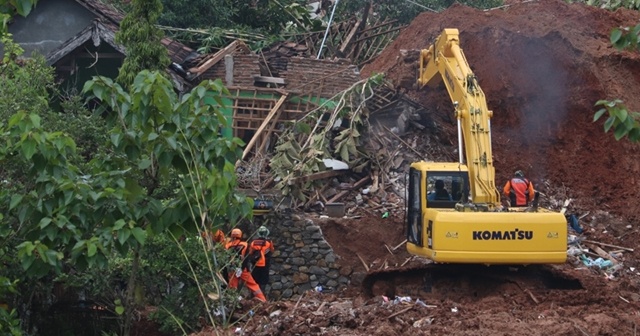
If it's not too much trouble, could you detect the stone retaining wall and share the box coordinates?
[250,213,352,299]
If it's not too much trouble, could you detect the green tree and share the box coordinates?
[1,71,252,335]
[0,0,38,33]
[158,0,236,29]
[115,0,170,87]
[593,24,640,142]
[231,0,320,34]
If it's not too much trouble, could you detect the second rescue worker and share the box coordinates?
[224,228,267,302]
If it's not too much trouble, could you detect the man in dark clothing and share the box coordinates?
[502,170,535,207]
[428,179,452,201]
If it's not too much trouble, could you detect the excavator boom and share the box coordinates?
[418,28,498,207]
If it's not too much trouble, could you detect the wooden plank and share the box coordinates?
[524,289,539,304]
[352,25,405,44]
[356,253,369,272]
[256,104,284,155]
[326,175,371,203]
[291,169,348,183]
[582,239,634,252]
[241,93,289,160]
[388,306,413,319]
[188,40,242,74]
[384,244,394,255]
[253,75,286,85]
[586,243,619,264]
[46,27,92,65]
[392,239,407,251]
[338,19,361,53]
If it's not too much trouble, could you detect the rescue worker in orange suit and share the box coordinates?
[249,226,274,293]
[502,170,535,207]
[224,228,267,302]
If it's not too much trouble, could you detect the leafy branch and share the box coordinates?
[593,24,640,142]
[269,74,383,203]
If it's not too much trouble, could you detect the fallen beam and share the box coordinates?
[582,239,634,252]
[241,93,289,160]
[327,175,371,203]
[291,169,348,184]
[392,239,407,251]
[253,75,286,85]
[356,253,370,272]
[388,306,413,319]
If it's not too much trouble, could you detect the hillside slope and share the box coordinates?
[362,0,640,222]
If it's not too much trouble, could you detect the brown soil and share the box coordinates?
[191,1,640,335]
[362,0,640,223]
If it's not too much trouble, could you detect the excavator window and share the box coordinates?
[426,173,469,209]
[407,168,422,246]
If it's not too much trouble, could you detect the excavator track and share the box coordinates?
[362,264,583,300]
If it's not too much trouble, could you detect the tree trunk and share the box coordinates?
[123,247,140,336]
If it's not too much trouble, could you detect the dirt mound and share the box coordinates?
[362,0,640,223]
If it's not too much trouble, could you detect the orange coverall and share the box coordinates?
[225,238,267,302]
[503,177,535,207]
[249,238,274,292]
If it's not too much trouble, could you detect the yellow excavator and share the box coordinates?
[406,28,567,265]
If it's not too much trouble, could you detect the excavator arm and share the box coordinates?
[417,28,500,208]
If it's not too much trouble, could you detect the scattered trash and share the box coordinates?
[381,296,390,303]
[567,234,580,245]
[415,298,437,308]
[451,307,458,313]
[567,246,583,256]
[566,214,583,233]
[394,296,412,304]
[413,316,435,327]
[269,310,282,318]
[382,212,389,218]
[581,255,613,269]
[315,286,323,292]
[610,252,623,259]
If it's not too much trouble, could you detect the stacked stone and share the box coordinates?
[267,217,352,299]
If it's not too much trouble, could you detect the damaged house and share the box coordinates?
[5,0,414,208]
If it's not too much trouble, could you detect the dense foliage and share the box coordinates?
[336,0,503,24]
[0,0,38,33]
[115,0,170,87]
